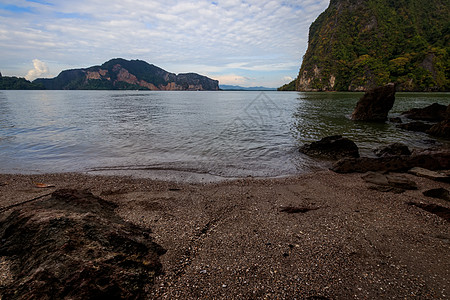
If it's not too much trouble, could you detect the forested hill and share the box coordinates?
[34,59,219,91]
[289,0,449,92]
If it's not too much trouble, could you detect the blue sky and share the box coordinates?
[0,0,329,87]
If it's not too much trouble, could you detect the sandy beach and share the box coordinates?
[0,170,449,299]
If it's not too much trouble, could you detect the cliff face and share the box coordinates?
[34,59,219,91]
[296,0,449,92]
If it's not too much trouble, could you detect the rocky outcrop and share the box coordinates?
[294,0,449,91]
[362,172,418,193]
[331,150,450,173]
[409,167,450,183]
[299,135,359,160]
[402,103,447,122]
[351,83,396,122]
[34,58,219,91]
[374,143,411,157]
[0,189,165,299]
[427,105,450,139]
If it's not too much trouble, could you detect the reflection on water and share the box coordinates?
[0,90,448,179]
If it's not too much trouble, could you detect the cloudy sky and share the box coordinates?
[0,0,329,87]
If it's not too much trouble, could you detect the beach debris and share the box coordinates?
[299,135,359,160]
[351,83,395,122]
[407,202,450,222]
[423,188,450,201]
[34,182,56,188]
[280,206,319,214]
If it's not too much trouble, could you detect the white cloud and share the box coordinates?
[212,74,249,85]
[0,0,330,86]
[25,59,49,81]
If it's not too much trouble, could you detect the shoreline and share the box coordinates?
[1,170,449,298]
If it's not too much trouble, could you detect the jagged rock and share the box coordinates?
[0,189,165,299]
[423,188,450,201]
[409,167,450,183]
[374,143,411,157]
[402,103,447,122]
[331,150,450,173]
[351,83,396,122]
[299,135,360,160]
[397,121,433,132]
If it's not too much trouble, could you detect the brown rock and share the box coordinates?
[0,189,165,299]
[331,151,450,173]
[361,172,417,191]
[351,83,396,122]
[402,103,448,122]
[408,167,450,183]
[299,135,360,160]
[374,143,411,157]
[427,119,450,139]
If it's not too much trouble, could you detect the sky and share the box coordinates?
[0,0,329,88]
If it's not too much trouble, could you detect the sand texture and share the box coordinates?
[0,171,449,299]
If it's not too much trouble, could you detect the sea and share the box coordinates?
[0,90,449,182]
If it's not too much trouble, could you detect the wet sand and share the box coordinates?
[1,171,449,299]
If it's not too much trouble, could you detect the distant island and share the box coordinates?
[31,59,219,91]
[280,0,449,92]
[220,85,276,91]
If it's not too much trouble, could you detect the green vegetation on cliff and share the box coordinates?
[0,74,45,90]
[277,80,296,91]
[295,0,449,91]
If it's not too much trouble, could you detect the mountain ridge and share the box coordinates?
[34,58,219,91]
[220,85,276,91]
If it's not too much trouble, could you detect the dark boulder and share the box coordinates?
[331,150,450,173]
[374,143,411,157]
[351,83,396,122]
[397,121,433,133]
[427,119,450,139]
[402,103,447,122]
[0,189,166,299]
[299,135,360,160]
[427,105,450,139]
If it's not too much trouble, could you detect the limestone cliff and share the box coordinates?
[34,58,219,91]
[294,0,449,92]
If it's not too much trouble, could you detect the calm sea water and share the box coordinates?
[0,90,449,181]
